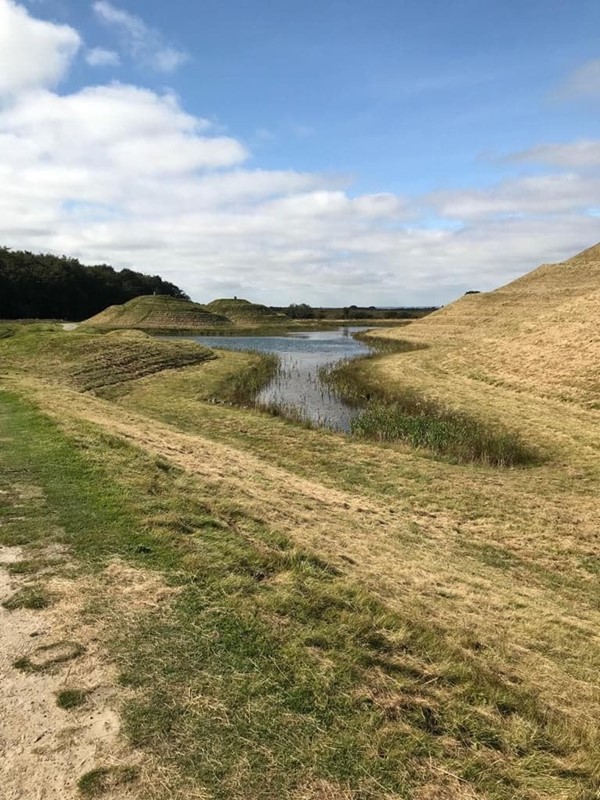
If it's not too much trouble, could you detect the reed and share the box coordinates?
[324,357,541,466]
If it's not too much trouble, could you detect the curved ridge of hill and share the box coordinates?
[81,295,230,330]
[410,242,600,337]
[377,242,600,407]
[205,298,285,326]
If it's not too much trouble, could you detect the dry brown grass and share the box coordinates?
[10,376,600,743]
[2,246,600,796]
[369,242,600,407]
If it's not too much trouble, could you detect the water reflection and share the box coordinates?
[190,327,373,431]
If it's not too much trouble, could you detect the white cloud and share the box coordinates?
[0,0,597,306]
[558,58,600,98]
[0,0,80,96]
[1,83,248,178]
[509,140,600,169]
[93,1,187,73]
[85,46,120,67]
[430,173,600,220]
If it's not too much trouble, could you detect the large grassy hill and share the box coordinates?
[81,294,231,331]
[403,242,600,336]
[372,242,600,406]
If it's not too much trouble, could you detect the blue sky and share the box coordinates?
[1,0,599,304]
[67,0,600,191]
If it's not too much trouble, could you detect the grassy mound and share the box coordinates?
[0,327,214,392]
[370,242,600,407]
[205,297,285,326]
[82,295,231,331]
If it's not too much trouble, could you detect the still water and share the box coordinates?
[190,327,373,431]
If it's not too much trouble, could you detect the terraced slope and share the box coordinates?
[1,327,214,392]
[372,242,600,406]
[82,295,231,331]
[205,297,286,326]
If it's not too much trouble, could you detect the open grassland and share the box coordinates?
[1,385,599,799]
[1,242,600,800]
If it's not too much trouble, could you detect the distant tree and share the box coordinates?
[0,247,189,320]
[285,303,315,319]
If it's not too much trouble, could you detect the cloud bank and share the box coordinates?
[0,0,598,305]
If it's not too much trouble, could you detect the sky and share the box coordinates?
[0,0,599,306]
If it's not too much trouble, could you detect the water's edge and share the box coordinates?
[189,327,374,431]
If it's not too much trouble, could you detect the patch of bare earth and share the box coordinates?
[0,547,173,799]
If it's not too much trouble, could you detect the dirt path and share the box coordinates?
[0,545,138,800]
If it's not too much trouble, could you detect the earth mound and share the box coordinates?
[205,298,285,326]
[82,295,230,331]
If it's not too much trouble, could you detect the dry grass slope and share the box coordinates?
[371,242,600,406]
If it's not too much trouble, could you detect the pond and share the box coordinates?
[190,327,374,431]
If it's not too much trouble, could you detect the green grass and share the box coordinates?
[56,688,88,709]
[0,325,16,339]
[77,766,139,796]
[14,641,86,673]
[351,400,540,466]
[207,348,279,405]
[2,584,52,610]
[0,389,596,798]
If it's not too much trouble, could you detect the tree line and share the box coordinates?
[275,303,438,320]
[0,248,188,321]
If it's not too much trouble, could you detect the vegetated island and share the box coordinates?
[1,242,599,799]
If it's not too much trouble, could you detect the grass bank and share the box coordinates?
[323,345,541,467]
[1,388,596,799]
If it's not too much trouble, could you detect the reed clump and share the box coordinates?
[209,349,279,405]
[324,356,541,467]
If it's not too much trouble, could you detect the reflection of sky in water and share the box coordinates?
[190,327,373,431]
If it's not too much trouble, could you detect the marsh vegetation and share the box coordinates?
[323,344,541,466]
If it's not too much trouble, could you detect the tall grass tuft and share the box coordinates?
[324,356,541,467]
[209,349,279,406]
[352,395,539,466]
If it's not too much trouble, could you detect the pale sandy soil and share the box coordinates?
[0,545,141,800]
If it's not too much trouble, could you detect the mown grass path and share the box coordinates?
[1,376,599,798]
